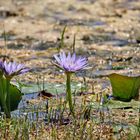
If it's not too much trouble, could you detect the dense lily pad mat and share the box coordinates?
[108,73,140,101]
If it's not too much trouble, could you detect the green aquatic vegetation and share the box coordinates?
[53,51,88,115]
[71,33,76,53]
[0,92,139,139]
[108,73,140,101]
[57,25,67,52]
[0,81,22,111]
[0,61,30,118]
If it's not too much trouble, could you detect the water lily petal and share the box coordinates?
[53,52,88,73]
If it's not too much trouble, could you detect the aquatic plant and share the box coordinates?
[1,61,30,79]
[53,51,88,115]
[108,73,140,101]
[0,61,30,118]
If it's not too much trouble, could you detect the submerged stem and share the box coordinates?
[66,72,74,116]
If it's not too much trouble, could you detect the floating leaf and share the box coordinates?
[21,83,65,94]
[107,99,140,109]
[108,73,140,101]
[21,82,82,95]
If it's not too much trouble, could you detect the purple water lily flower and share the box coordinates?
[53,52,88,73]
[0,61,30,79]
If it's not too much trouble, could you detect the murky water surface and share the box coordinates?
[0,1,140,133]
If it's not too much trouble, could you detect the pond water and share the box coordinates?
[0,0,140,138]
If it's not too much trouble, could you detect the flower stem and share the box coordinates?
[66,72,74,116]
[6,79,11,118]
[0,76,11,118]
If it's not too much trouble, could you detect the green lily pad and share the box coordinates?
[21,82,82,95]
[0,83,22,112]
[90,99,140,109]
[108,73,140,101]
[107,99,140,109]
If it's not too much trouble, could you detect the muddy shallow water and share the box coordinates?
[0,0,140,85]
[0,1,140,139]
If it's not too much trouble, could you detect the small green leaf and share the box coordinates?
[108,73,140,101]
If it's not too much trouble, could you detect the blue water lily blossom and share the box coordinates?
[53,51,88,115]
[0,60,30,118]
[0,61,30,78]
[53,52,88,73]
